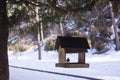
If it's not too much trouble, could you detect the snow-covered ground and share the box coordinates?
[9,47,120,80]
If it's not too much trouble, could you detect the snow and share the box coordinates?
[9,47,120,80]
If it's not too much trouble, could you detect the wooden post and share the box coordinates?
[78,53,85,64]
[58,46,66,63]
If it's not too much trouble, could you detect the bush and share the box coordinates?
[91,36,111,54]
[8,44,14,51]
[8,38,30,52]
[66,30,85,37]
[19,45,29,52]
[44,38,56,51]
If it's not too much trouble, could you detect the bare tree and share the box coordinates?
[35,3,41,60]
[109,1,120,50]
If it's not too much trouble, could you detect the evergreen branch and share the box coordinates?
[7,0,48,7]
[47,0,68,14]
[47,0,96,15]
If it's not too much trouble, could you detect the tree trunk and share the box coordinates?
[59,21,64,36]
[36,6,41,60]
[37,23,41,60]
[109,1,120,50]
[112,1,119,17]
[40,22,44,41]
[0,0,9,80]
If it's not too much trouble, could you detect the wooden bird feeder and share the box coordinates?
[55,36,90,68]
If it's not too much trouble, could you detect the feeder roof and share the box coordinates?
[55,36,90,49]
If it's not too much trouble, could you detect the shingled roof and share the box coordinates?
[55,36,90,49]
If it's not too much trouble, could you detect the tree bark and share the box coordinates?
[0,0,9,80]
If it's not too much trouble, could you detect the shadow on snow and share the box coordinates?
[9,65,103,80]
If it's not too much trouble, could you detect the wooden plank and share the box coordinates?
[78,53,85,64]
[55,63,89,68]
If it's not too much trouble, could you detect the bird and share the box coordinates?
[66,58,70,62]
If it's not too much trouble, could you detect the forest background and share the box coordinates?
[0,0,120,80]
